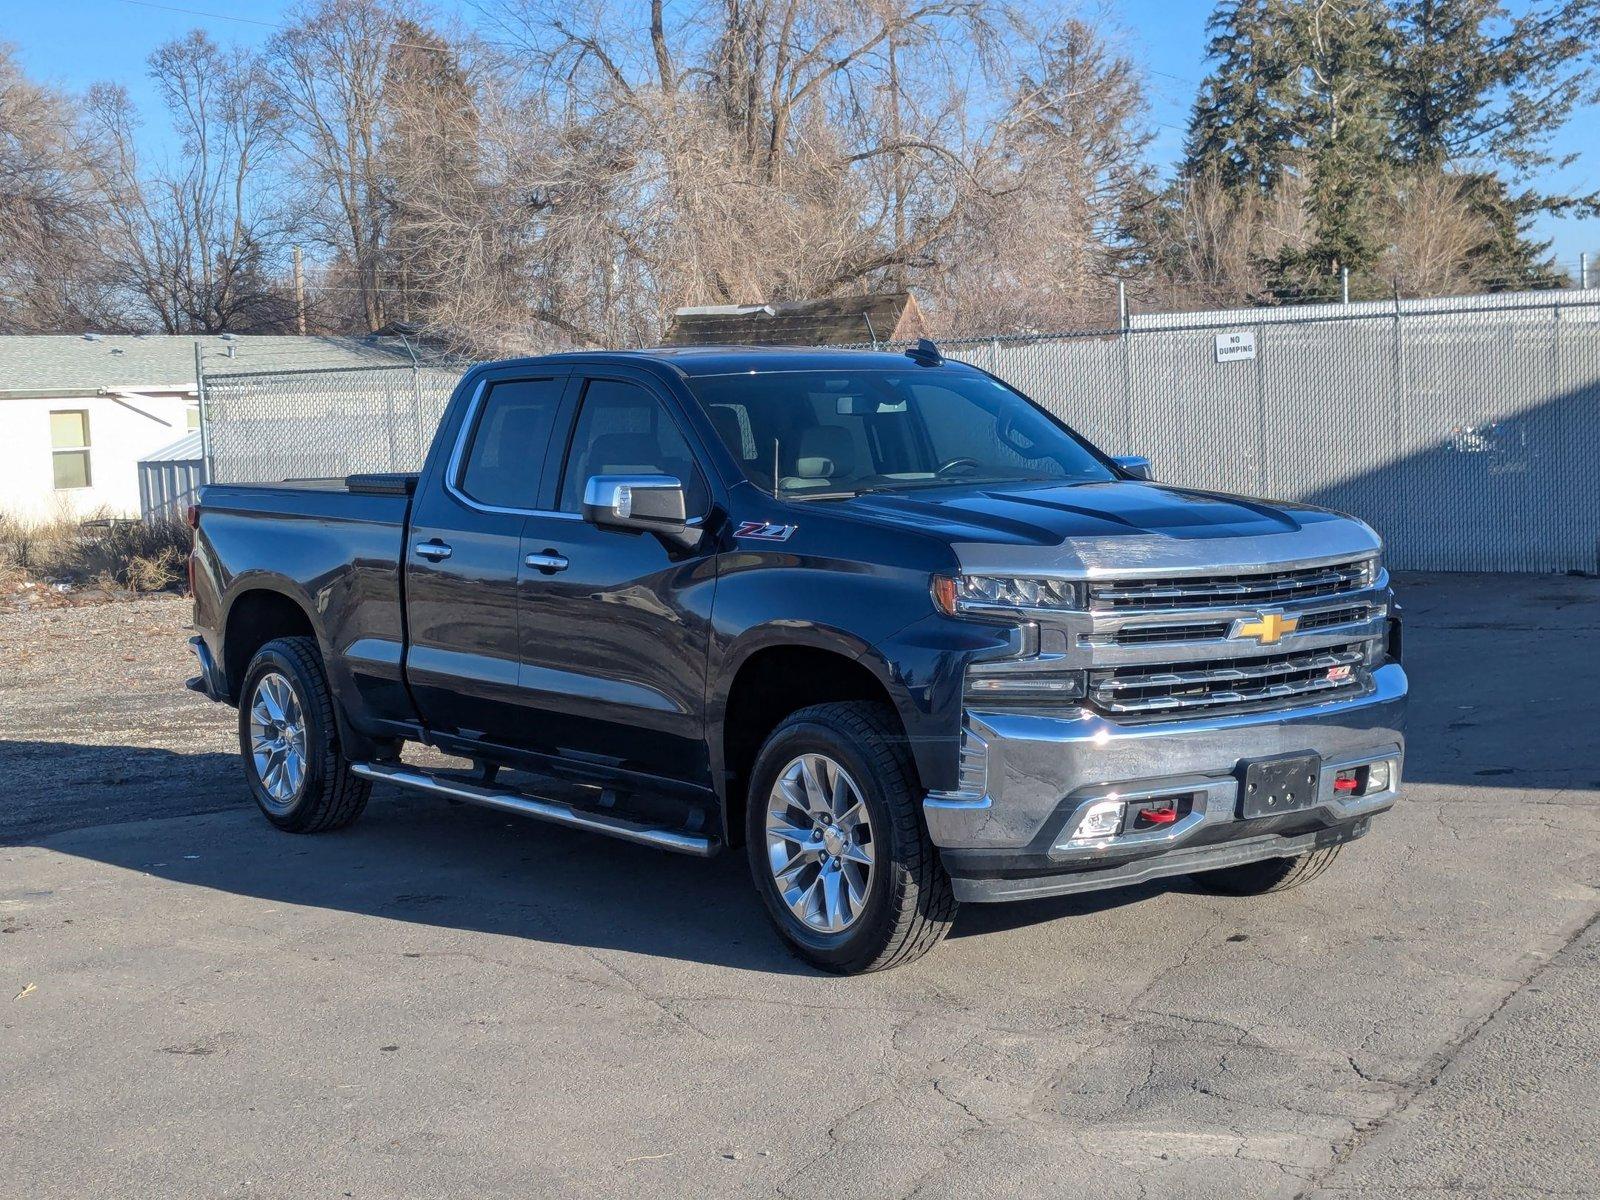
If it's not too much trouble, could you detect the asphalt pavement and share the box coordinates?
[2,572,1597,1198]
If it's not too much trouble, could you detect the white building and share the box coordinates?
[0,334,405,522]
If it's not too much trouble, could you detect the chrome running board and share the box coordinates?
[350,762,720,858]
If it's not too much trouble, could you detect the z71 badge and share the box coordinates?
[734,521,798,542]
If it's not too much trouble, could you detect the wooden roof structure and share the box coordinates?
[663,292,927,347]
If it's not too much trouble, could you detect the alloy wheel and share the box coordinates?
[248,671,307,809]
[764,753,875,933]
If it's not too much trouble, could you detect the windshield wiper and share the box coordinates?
[782,476,1097,502]
[781,489,861,502]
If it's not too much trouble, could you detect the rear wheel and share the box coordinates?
[1190,844,1344,895]
[237,636,369,833]
[746,702,956,973]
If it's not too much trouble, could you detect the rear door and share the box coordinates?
[405,368,571,746]
[514,369,720,788]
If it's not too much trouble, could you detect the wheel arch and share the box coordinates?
[714,633,914,849]
[221,584,320,704]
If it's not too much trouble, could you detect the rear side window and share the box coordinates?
[557,379,709,515]
[457,376,564,510]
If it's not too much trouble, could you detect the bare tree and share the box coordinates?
[482,0,1020,340]
[373,27,584,352]
[268,0,409,332]
[1381,169,1494,296]
[929,17,1156,331]
[0,45,116,332]
[1147,167,1305,310]
[83,32,290,333]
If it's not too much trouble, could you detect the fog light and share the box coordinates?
[1069,798,1126,843]
[1367,760,1392,792]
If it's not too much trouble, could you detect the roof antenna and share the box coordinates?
[905,337,943,366]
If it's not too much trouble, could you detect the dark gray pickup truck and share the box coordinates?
[187,342,1406,972]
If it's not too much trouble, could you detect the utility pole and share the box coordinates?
[1117,280,1128,328]
[293,245,307,336]
[1341,266,1350,304]
[1581,252,1590,290]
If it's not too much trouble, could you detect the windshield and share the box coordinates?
[687,368,1117,499]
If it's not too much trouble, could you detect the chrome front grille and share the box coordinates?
[1090,643,1373,719]
[1092,619,1232,646]
[1295,603,1376,632]
[1085,600,1380,649]
[1076,556,1388,721]
[1088,557,1375,613]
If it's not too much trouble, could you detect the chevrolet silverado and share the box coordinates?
[186,341,1406,972]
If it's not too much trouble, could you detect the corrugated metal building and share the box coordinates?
[137,430,206,523]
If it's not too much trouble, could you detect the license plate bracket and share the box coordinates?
[1239,753,1322,819]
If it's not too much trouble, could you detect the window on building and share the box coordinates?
[186,405,201,431]
[50,410,92,490]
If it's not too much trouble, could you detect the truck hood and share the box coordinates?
[834,480,1380,576]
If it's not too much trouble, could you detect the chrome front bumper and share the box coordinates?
[925,663,1407,902]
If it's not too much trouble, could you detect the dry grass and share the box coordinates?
[0,508,193,599]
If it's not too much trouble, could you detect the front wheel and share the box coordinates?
[746,702,957,973]
[237,636,370,833]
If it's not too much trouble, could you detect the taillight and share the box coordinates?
[186,504,199,595]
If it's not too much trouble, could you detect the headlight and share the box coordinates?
[932,573,1084,617]
[1358,551,1384,586]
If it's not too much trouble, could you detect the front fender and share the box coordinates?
[707,557,1013,796]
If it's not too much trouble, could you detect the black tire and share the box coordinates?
[1190,844,1344,896]
[237,636,370,833]
[745,702,956,973]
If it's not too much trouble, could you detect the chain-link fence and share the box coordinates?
[200,289,1600,573]
[202,361,466,485]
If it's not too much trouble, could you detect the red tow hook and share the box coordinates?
[1139,804,1179,826]
[1333,776,1360,793]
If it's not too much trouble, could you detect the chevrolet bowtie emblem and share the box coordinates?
[1232,611,1299,646]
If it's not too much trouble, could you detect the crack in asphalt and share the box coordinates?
[1291,901,1600,1199]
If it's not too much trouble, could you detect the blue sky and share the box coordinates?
[8,0,1598,273]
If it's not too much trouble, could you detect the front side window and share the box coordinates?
[457,376,564,510]
[686,368,1115,498]
[557,379,709,515]
[50,409,92,490]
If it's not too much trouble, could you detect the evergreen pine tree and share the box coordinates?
[1388,0,1598,283]
[1275,0,1395,295]
[1185,0,1301,194]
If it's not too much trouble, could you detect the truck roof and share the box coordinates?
[484,344,965,379]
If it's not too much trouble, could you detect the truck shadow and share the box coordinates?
[12,560,1598,978]
[4,740,1178,972]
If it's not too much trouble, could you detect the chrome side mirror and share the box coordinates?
[1113,454,1153,481]
[582,474,698,549]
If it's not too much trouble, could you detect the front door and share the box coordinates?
[516,370,719,789]
[405,369,570,746]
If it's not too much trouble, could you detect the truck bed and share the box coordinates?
[192,475,418,731]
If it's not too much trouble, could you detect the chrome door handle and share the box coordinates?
[414,540,453,561]
[524,551,569,573]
